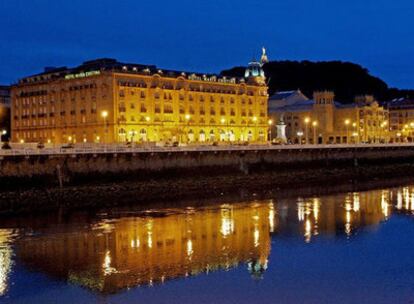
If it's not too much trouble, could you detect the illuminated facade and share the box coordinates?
[11,56,268,144]
[269,91,389,144]
[385,97,414,141]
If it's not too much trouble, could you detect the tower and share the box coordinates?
[312,91,335,136]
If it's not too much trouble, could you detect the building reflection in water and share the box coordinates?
[16,203,272,293]
[0,229,16,296]
[6,185,414,294]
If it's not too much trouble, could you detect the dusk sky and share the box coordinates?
[1,0,413,88]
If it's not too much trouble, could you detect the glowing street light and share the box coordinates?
[344,119,350,144]
[351,122,358,143]
[297,130,304,144]
[304,117,310,144]
[312,121,318,144]
[0,130,6,143]
[252,116,258,142]
[268,119,273,141]
[397,132,402,143]
[185,114,191,142]
[101,110,109,144]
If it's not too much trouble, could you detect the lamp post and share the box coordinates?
[252,116,258,142]
[304,117,310,144]
[352,122,358,144]
[297,130,304,145]
[397,132,402,143]
[1,130,6,143]
[185,114,191,143]
[344,119,350,144]
[312,121,318,144]
[268,119,273,142]
[381,121,388,143]
[145,116,150,142]
[220,117,226,142]
[101,110,108,144]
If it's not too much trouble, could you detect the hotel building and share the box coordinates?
[11,56,268,144]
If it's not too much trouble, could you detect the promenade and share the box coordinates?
[0,142,413,157]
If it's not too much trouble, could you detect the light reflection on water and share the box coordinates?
[1,185,414,302]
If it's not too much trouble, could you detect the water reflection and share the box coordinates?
[3,185,414,296]
[0,229,16,296]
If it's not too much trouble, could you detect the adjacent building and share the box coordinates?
[269,91,389,144]
[11,56,268,144]
[0,86,10,140]
[384,97,414,141]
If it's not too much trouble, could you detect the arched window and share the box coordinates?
[118,128,126,142]
[139,129,147,141]
[199,130,206,142]
[220,129,226,141]
[229,130,235,141]
[209,130,215,141]
[188,129,194,142]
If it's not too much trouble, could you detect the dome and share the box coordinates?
[244,60,265,78]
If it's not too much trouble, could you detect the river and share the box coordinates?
[1,183,414,303]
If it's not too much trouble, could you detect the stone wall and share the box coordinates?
[0,146,413,188]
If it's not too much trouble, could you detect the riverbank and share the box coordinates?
[1,161,414,215]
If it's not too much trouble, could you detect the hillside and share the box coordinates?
[220,60,414,103]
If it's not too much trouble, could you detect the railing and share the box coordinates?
[0,142,413,157]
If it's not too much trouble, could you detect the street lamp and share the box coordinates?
[312,121,318,144]
[220,117,226,141]
[1,130,6,142]
[381,121,388,143]
[144,116,151,142]
[252,116,258,142]
[344,119,350,144]
[101,110,109,144]
[304,117,310,144]
[185,114,191,143]
[297,130,304,145]
[397,132,402,143]
[268,119,273,141]
[352,122,358,144]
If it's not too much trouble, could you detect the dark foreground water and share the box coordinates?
[1,184,414,303]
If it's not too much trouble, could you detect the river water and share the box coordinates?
[1,184,414,303]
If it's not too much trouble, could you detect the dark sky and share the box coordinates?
[1,0,413,88]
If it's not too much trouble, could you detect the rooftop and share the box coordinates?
[385,97,414,109]
[17,58,246,86]
[269,90,303,101]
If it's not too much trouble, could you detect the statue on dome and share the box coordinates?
[260,47,269,65]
